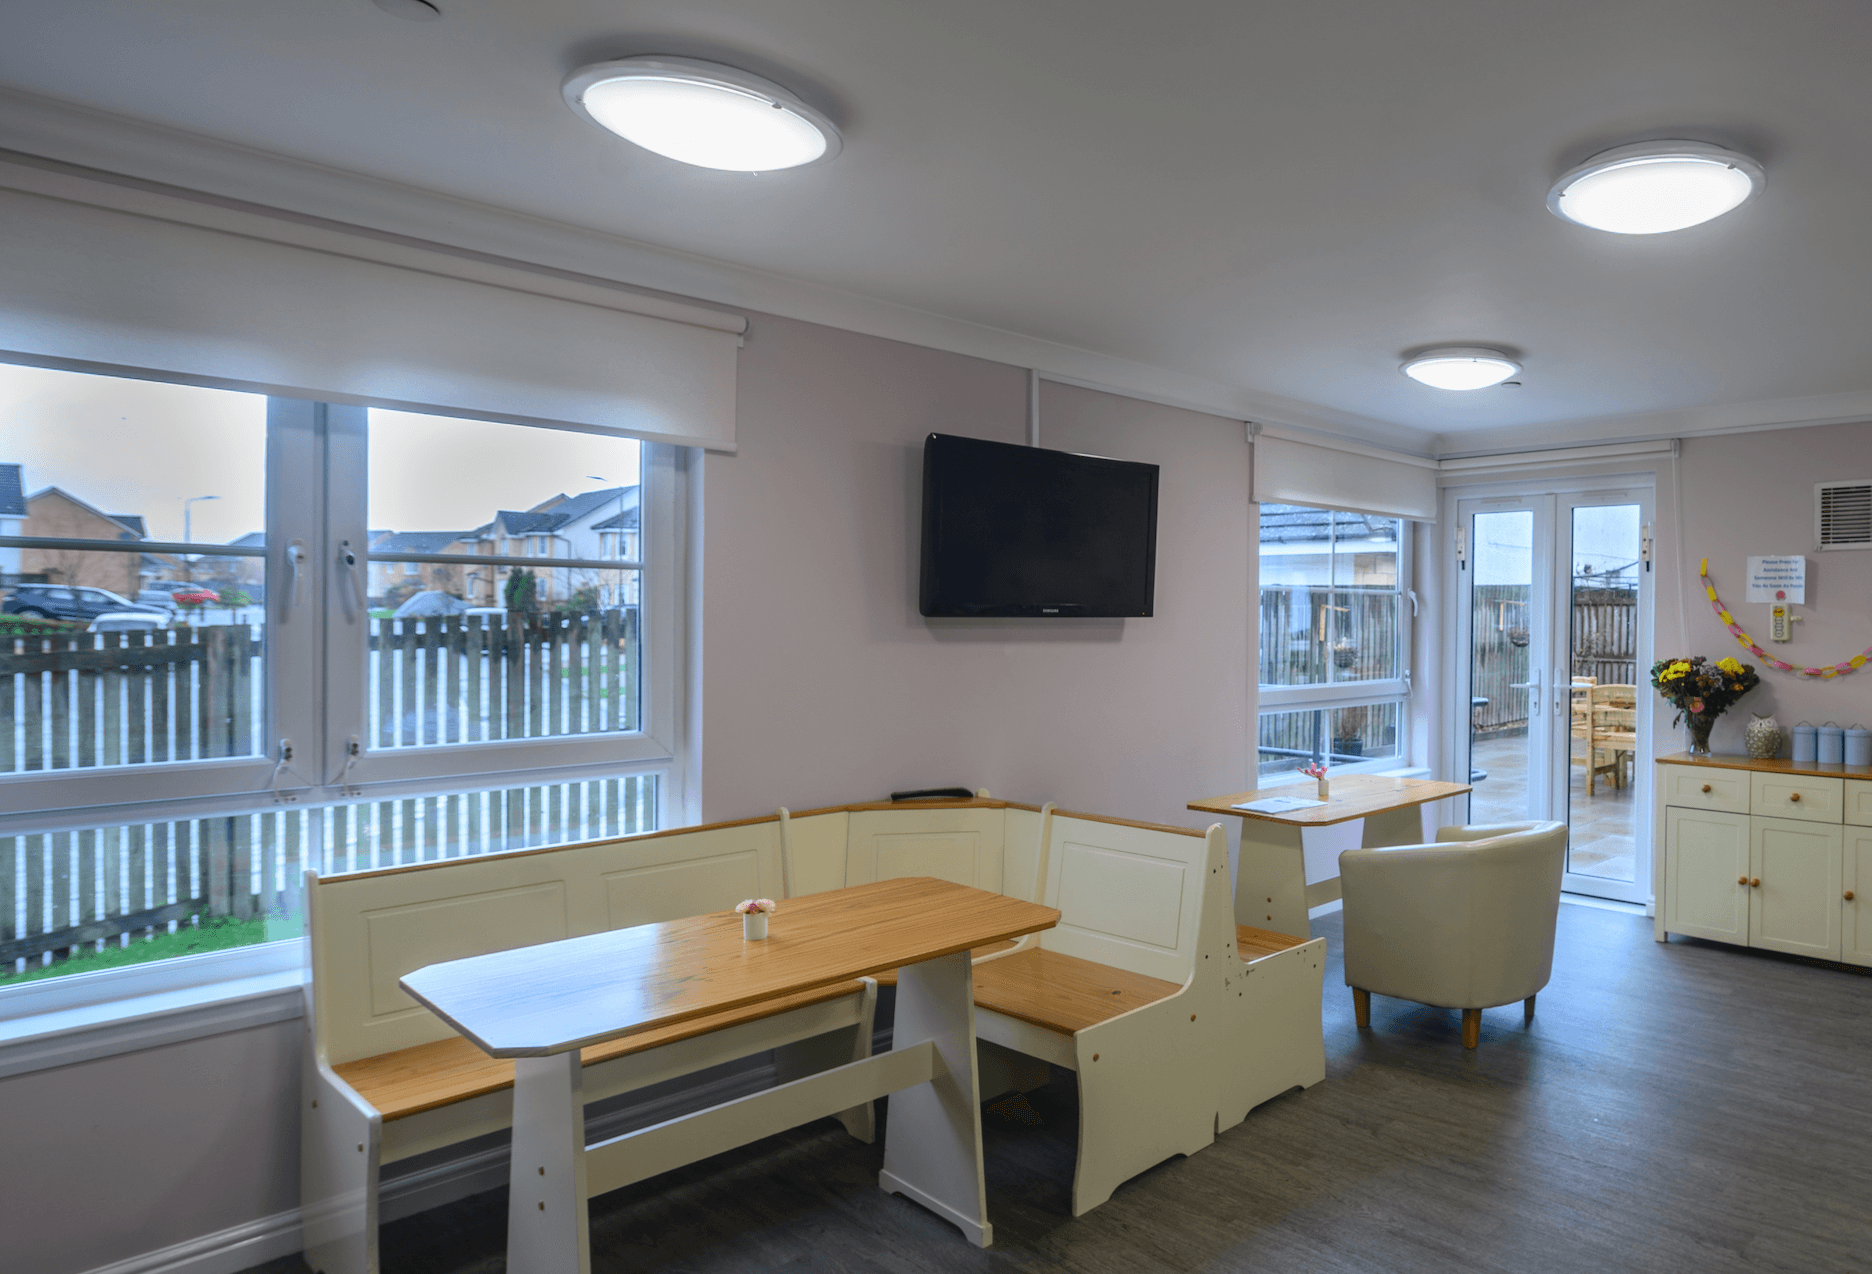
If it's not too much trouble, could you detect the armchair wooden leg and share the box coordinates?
[1352,987,1370,1029]
[1524,994,1536,1022]
[1461,1008,1481,1049]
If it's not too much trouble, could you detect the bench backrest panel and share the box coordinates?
[844,807,1006,893]
[783,810,850,897]
[1002,806,1044,902]
[1040,814,1208,985]
[311,818,783,1065]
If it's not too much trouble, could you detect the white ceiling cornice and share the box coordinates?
[0,86,1437,455]
[1431,388,1872,457]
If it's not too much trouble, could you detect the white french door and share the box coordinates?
[1452,483,1655,904]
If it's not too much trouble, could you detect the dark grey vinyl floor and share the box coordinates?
[252,902,1872,1273]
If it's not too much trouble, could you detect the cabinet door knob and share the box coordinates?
[1702,784,1712,793]
[1790,792,1802,802]
[1751,877,1762,887]
[1738,875,1749,885]
[1847,890,1857,901]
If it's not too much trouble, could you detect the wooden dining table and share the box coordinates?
[1191,774,1471,938]
[400,876,1059,1272]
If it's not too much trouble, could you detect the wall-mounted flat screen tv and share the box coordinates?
[919,433,1158,617]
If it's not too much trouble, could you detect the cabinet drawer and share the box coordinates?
[1661,765,1751,813]
[1845,779,1872,828]
[1751,772,1844,823]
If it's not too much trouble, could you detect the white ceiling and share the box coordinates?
[4,0,1872,454]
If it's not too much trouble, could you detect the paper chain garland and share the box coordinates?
[1699,557,1872,678]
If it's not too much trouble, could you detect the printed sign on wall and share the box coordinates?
[1745,555,1806,604]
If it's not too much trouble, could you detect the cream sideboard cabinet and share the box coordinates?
[1657,754,1872,967]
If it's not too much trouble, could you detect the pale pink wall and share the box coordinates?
[700,313,1253,828]
[1662,420,1872,754]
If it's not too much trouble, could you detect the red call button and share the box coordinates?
[1776,590,1786,600]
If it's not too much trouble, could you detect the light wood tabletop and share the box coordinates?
[400,877,1059,1058]
[1189,773,1471,827]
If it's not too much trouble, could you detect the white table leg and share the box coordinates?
[1237,820,1310,938]
[507,1051,590,1274]
[879,950,992,1247]
[1362,803,1425,848]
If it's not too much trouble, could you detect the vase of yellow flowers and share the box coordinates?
[1650,655,1761,756]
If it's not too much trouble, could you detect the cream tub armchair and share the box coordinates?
[1338,821,1566,1048]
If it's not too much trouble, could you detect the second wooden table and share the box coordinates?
[1191,774,1471,938]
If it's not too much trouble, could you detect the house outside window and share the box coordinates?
[1257,503,1411,778]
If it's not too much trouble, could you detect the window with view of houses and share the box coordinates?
[0,367,673,988]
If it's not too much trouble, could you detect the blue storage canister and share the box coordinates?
[1792,723,1818,763]
[1819,723,1846,765]
[1847,726,1872,768]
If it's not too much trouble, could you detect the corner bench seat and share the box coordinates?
[336,979,872,1121]
[970,947,1181,1034]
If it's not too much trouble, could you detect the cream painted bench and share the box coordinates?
[302,795,1327,1271]
[301,813,878,1274]
[789,798,1327,1215]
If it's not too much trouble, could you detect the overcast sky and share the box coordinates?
[0,363,640,543]
[1474,503,1640,586]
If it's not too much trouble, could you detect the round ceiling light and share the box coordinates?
[1401,348,1521,391]
[1548,140,1763,235]
[563,57,840,172]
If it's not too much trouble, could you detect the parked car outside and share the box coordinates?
[135,588,179,614]
[3,584,143,623]
[87,611,172,634]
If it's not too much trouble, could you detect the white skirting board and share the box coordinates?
[75,1208,304,1274]
[76,1063,780,1274]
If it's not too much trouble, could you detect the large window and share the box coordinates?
[1257,503,1410,778]
[1,368,681,984]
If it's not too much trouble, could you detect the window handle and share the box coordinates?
[337,540,364,617]
[284,540,308,612]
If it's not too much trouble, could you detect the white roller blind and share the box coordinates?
[1253,432,1438,521]
[0,160,744,450]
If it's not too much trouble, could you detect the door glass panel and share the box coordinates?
[365,410,642,749]
[1565,504,1641,883]
[1468,510,1534,824]
[0,364,268,772]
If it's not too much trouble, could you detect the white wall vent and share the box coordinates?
[1817,480,1872,550]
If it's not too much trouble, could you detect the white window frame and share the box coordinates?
[0,378,691,1065]
[1256,504,1414,776]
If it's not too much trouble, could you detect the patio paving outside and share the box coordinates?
[1468,732,1636,885]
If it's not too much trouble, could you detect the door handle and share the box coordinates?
[1507,671,1542,716]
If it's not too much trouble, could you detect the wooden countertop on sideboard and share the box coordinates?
[1656,752,1872,780]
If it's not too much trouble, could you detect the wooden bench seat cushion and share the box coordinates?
[336,979,868,1121]
[1236,925,1310,962]
[971,948,1180,1036]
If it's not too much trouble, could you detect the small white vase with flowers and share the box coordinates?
[737,898,776,940]
[1301,761,1330,802]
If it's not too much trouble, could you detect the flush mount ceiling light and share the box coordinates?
[1548,140,1764,235]
[563,57,840,172]
[1401,348,1521,391]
